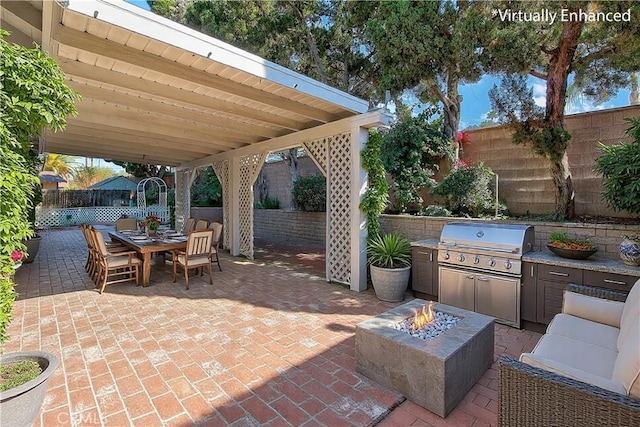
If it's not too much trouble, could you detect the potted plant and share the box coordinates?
[0,29,78,426]
[22,181,43,264]
[367,232,412,302]
[140,214,161,237]
[547,232,598,260]
[620,233,640,266]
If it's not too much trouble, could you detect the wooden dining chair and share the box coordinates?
[91,227,140,294]
[183,218,196,234]
[194,219,209,230]
[116,217,137,231]
[209,221,223,271]
[172,229,214,290]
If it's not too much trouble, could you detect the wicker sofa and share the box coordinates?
[499,280,640,427]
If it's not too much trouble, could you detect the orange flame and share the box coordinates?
[413,302,435,329]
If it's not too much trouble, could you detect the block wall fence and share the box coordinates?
[210,209,639,261]
[253,105,640,218]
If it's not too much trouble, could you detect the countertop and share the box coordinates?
[411,239,640,277]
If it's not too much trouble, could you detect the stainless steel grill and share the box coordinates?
[437,222,535,328]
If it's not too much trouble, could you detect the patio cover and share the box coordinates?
[1,0,390,291]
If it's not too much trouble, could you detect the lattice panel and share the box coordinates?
[212,160,230,250]
[327,133,352,284]
[238,153,266,258]
[303,138,328,176]
[174,169,191,232]
[35,206,169,227]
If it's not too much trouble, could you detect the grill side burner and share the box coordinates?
[437,222,535,328]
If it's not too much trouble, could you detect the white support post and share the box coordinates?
[229,157,241,256]
[350,126,368,291]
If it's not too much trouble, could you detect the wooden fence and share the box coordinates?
[42,189,135,208]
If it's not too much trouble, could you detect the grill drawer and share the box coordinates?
[538,264,582,284]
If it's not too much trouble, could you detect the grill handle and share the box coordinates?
[440,242,519,254]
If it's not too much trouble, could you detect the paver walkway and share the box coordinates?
[7,227,541,426]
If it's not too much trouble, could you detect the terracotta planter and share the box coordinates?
[370,265,411,302]
[619,239,640,266]
[0,351,59,427]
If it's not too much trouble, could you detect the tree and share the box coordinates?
[486,0,640,218]
[42,153,79,180]
[362,0,487,138]
[0,29,79,344]
[69,166,115,189]
[108,161,170,179]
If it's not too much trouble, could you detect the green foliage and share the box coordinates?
[594,118,640,215]
[255,195,280,210]
[366,232,411,269]
[360,129,388,239]
[363,1,487,137]
[382,110,453,212]
[0,358,41,391]
[191,167,222,207]
[293,174,326,212]
[421,205,452,217]
[0,29,79,347]
[432,162,495,217]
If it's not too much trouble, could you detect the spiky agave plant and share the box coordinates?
[367,232,412,269]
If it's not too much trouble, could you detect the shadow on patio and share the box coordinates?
[7,227,541,426]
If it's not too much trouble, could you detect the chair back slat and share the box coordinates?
[90,227,109,257]
[187,230,213,257]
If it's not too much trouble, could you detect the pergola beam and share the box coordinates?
[177,110,391,170]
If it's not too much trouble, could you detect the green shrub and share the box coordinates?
[191,167,222,207]
[432,161,495,217]
[381,109,454,212]
[594,118,640,215]
[293,174,326,212]
[421,205,452,217]
[0,29,79,347]
[255,195,280,209]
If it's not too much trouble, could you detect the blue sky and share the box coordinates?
[124,0,631,129]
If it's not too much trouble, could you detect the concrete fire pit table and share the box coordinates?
[355,299,494,417]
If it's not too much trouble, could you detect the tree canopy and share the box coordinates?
[487,0,640,218]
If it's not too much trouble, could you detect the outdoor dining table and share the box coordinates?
[109,231,187,287]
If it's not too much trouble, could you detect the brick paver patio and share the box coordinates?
[6,227,541,426]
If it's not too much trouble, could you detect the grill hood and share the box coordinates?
[439,222,535,255]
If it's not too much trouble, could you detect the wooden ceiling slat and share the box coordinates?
[59,59,306,131]
[55,26,337,123]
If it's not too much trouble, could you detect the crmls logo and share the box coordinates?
[57,412,101,426]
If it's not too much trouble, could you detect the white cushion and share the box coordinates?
[177,254,210,266]
[618,280,640,350]
[520,353,627,395]
[562,290,624,328]
[612,318,640,399]
[522,333,618,380]
[546,313,619,350]
[107,256,139,268]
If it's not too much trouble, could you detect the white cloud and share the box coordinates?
[532,83,547,107]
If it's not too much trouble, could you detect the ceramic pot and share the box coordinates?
[619,239,640,266]
[0,351,59,427]
[370,265,411,302]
